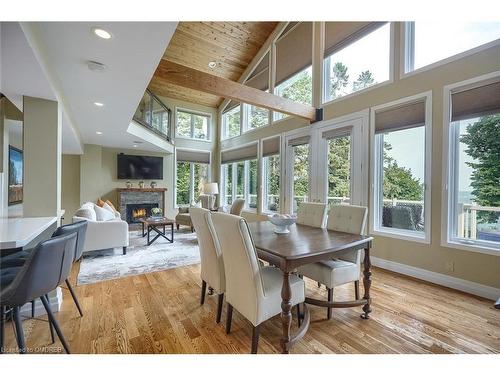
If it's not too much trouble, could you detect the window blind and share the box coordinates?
[262,136,280,157]
[324,22,387,58]
[221,143,258,164]
[287,135,311,147]
[245,51,270,91]
[176,149,210,164]
[375,100,426,134]
[451,81,500,122]
[321,126,353,139]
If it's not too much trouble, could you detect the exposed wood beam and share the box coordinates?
[154,60,318,122]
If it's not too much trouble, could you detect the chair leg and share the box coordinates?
[45,295,55,344]
[354,280,360,300]
[200,280,207,305]
[31,300,35,318]
[226,304,233,334]
[122,246,127,255]
[65,279,83,317]
[176,224,179,230]
[327,288,333,320]
[0,306,5,354]
[12,307,26,354]
[317,282,321,288]
[216,294,224,324]
[251,324,260,354]
[40,295,70,354]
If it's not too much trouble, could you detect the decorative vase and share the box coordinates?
[138,181,145,189]
[126,181,132,188]
[150,181,157,188]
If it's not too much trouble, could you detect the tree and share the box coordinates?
[353,70,375,92]
[328,137,351,199]
[329,62,349,99]
[281,70,312,105]
[460,114,500,222]
[176,161,190,205]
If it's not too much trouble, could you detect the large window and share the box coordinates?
[222,160,258,210]
[446,79,500,251]
[176,109,210,140]
[323,22,390,102]
[327,134,351,207]
[244,104,269,130]
[292,143,310,213]
[372,97,430,240]
[222,104,241,139]
[176,150,210,206]
[222,164,233,205]
[406,22,500,73]
[275,66,312,121]
[263,154,280,212]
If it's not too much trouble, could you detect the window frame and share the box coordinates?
[222,104,243,140]
[261,135,282,214]
[402,21,500,78]
[369,91,433,244]
[174,148,211,208]
[441,72,500,256]
[175,107,212,142]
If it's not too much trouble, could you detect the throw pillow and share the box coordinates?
[94,204,115,221]
[102,202,115,214]
[75,207,96,221]
[105,200,117,212]
[96,198,105,207]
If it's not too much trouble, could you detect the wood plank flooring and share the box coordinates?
[3,264,499,354]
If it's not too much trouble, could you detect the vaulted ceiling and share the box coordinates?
[148,22,278,108]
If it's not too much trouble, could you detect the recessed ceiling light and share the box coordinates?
[96,131,103,135]
[92,27,112,40]
[133,144,138,148]
[94,102,104,107]
[208,61,217,69]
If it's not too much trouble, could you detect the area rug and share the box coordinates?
[77,228,200,285]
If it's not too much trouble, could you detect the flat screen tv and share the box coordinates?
[117,154,163,180]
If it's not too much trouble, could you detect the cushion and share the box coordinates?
[97,198,105,207]
[94,204,115,221]
[75,207,96,221]
[106,200,118,213]
[102,202,115,214]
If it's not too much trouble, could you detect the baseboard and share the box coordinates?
[19,287,62,319]
[371,256,500,301]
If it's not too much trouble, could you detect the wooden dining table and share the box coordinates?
[248,221,374,354]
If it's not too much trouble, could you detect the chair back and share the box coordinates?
[53,220,88,262]
[0,233,77,307]
[296,202,327,228]
[190,207,225,293]
[207,212,264,323]
[230,199,245,215]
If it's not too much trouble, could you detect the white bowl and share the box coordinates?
[269,216,296,234]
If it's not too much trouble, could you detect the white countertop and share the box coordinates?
[0,216,57,249]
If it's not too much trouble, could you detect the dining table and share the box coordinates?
[248,221,374,354]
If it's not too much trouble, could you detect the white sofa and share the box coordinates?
[73,202,129,255]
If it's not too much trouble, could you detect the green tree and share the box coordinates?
[176,161,190,205]
[353,70,375,92]
[328,136,350,198]
[460,114,500,222]
[281,70,312,105]
[329,62,349,99]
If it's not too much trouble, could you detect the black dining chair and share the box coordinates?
[0,232,77,354]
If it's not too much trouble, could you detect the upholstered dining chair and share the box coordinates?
[296,202,327,228]
[207,212,305,354]
[298,204,368,319]
[229,199,245,216]
[190,207,225,323]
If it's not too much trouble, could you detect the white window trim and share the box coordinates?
[369,91,433,244]
[321,22,395,106]
[221,104,243,141]
[175,107,212,142]
[441,71,500,256]
[401,22,500,79]
[261,134,282,215]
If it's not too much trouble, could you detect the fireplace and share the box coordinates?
[126,203,159,224]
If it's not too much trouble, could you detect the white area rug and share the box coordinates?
[77,228,200,285]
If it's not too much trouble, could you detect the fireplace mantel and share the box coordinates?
[117,188,167,222]
[117,188,167,193]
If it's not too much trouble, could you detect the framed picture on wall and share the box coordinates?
[8,146,23,205]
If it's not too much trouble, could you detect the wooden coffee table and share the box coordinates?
[138,217,175,246]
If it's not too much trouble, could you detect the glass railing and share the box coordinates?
[133,89,172,141]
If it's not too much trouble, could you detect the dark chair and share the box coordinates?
[0,232,77,354]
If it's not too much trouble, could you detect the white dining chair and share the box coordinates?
[296,202,327,228]
[207,212,305,354]
[298,204,368,319]
[190,207,225,323]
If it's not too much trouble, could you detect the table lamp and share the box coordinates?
[203,182,219,210]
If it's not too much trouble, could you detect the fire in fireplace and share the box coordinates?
[126,203,159,224]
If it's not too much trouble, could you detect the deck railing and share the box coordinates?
[133,89,172,141]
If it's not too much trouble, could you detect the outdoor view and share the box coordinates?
[264,154,280,212]
[292,144,310,212]
[177,110,209,140]
[454,115,500,244]
[274,66,313,121]
[176,161,209,206]
[224,105,241,138]
[327,135,351,207]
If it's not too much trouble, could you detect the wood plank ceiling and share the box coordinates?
[148,22,278,108]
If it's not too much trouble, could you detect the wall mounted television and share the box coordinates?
[117,154,163,180]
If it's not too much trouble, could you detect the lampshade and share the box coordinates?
[203,182,219,195]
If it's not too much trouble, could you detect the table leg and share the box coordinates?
[147,225,150,244]
[280,271,292,354]
[163,224,166,235]
[171,223,174,241]
[360,246,372,319]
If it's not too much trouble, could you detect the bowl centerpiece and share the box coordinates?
[269,214,296,234]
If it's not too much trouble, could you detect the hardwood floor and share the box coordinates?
[3,264,499,354]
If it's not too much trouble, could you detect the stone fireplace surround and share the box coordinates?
[117,188,167,223]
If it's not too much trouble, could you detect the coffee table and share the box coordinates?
[138,217,175,246]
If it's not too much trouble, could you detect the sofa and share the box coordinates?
[73,202,129,255]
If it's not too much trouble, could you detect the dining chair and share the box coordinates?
[298,204,368,319]
[229,199,245,216]
[296,202,327,228]
[190,207,225,323]
[0,232,77,354]
[207,212,305,354]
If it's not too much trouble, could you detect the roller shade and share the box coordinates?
[177,149,210,164]
[275,22,313,86]
[287,135,310,147]
[451,81,500,121]
[223,101,240,114]
[263,136,280,157]
[322,126,353,139]
[324,22,386,57]
[375,100,426,134]
[245,51,269,91]
[221,143,258,164]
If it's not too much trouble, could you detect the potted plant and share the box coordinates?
[151,207,163,218]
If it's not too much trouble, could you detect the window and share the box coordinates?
[372,97,430,240]
[222,104,241,139]
[244,103,269,130]
[323,22,390,102]
[446,79,500,251]
[222,164,233,205]
[275,66,312,121]
[176,161,191,205]
[263,136,281,213]
[327,134,351,207]
[292,143,310,213]
[243,51,270,131]
[176,109,210,140]
[405,22,500,73]
[175,150,210,206]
